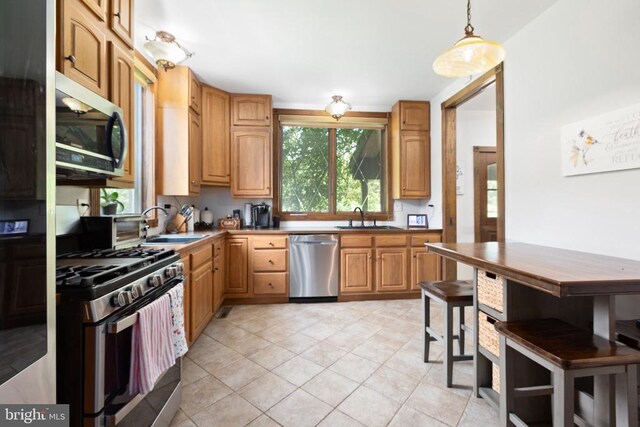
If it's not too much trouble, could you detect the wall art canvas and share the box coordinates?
[561,103,640,176]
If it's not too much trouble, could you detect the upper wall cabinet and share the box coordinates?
[189,73,202,115]
[231,129,272,197]
[391,100,431,199]
[231,95,272,127]
[399,101,430,131]
[109,42,134,183]
[109,0,134,48]
[201,85,230,186]
[157,66,202,196]
[79,0,107,21]
[59,0,109,98]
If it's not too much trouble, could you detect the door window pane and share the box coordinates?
[336,128,383,212]
[487,163,498,218]
[281,126,330,212]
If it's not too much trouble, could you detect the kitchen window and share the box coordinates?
[275,111,391,220]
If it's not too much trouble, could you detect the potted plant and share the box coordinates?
[101,189,125,215]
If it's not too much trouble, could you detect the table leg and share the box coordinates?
[593,295,616,427]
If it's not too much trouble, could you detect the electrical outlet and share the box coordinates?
[76,198,90,217]
[163,204,172,209]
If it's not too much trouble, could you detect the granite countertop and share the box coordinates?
[142,227,442,253]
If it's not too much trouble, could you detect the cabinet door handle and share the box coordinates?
[65,55,76,63]
[268,259,274,264]
[191,180,196,184]
[265,116,269,120]
[268,282,273,287]
[268,242,274,246]
[214,268,219,272]
[114,12,120,18]
[413,255,417,258]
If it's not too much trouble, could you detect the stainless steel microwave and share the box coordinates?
[55,72,127,178]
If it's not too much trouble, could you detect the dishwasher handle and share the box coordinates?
[292,241,337,246]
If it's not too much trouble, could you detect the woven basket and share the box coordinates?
[492,363,500,394]
[477,270,504,313]
[478,312,500,357]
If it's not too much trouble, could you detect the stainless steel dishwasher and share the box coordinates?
[289,234,339,300]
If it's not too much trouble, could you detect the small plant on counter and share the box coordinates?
[101,189,125,215]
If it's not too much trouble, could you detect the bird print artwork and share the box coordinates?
[569,129,599,167]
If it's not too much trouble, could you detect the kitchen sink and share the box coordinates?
[145,234,208,244]
[335,225,401,230]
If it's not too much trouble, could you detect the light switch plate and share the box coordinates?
[394,200,403,212]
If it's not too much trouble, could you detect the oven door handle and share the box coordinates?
[107,312,138,334]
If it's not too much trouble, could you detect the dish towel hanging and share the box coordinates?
[168,283,189,357]
[129,294,176,395]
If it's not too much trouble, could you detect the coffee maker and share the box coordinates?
[243,203,272,228]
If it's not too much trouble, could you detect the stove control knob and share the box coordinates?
[122,291,133,305]
[147,274,163,287]
[111,292,126,308]
[175,263,184,275]
[131,284,143,299]
[164,267,178,279]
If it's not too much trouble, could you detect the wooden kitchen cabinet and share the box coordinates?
[231,129,272,197]
[157,66,203,195]
[376,248,408,292]
[180,254,191,344]
[225,238,248,294]
[109,41,134,183]
[201,85,231,186]
[189,72,201,115]
[250,235,288,297]
[231,95,272,127]
[59,0,109,98]
[109,0,134,48]
[79,0,107,20]
[340,249,374,294]
[212,236,225,314]
[190,261,213,341]
[391,101,431,199]
[410,247,441,290]
[399,101,430,131]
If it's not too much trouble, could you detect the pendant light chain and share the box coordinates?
[464,0,475,36]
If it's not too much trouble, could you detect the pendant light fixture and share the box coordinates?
[325,95,351,121]
[143,31,194,71]
[433,0,505,78]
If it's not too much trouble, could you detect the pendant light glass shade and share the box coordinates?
[433,35,505,77]
[143,31,194,71]
[325,95,351,120]
[433,0,505,78]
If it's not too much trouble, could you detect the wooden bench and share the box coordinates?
[496,318,640,427]
[420,280,474,387]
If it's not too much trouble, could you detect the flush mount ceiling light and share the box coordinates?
[143,31,194,71]
[62,97,91,115]
[325,95,351,121]
[433,0,505,78]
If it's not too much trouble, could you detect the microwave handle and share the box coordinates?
[107,312,137,334]
[108,111,127,169]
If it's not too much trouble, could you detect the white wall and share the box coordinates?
[456,110,497,279]
[430,0,640,318]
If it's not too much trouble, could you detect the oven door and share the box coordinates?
[83,281,183,427]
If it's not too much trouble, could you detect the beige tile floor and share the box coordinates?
[171,299,500,427]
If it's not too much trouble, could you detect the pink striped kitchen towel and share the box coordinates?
[129,293,176,395]
[168,283,188,357]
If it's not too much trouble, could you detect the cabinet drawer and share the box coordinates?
[341,235,373,248]
[253,250,287,272]
[478,312,500,357]
[191,244,212,270]
[253,273,287,295]
[213,239,223,258]
[375,235,407,247]
[410,234,442,246]
[253,236,287,249]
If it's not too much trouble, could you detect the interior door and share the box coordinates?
[474,147,498,242]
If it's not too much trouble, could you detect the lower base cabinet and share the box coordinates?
[340,249,374,294]
[376,248,408,292]
[191,261,213,341]
[410,247,441,290]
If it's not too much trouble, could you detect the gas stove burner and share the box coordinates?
[56,264,136,287]
[58,247,175,262]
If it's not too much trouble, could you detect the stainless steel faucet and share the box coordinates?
[142,206,168,217]
[353,207,365,227]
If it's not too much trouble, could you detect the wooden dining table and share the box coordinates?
[426,242,640,427]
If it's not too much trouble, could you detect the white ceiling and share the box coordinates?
[135,0,555,111]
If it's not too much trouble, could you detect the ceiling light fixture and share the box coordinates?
[62,97,91,115]
[143,31,194,71]
[433,0,505,78]
[325,95,351,121]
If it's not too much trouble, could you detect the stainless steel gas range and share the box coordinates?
[56,247,184,427]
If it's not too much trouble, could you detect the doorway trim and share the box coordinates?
[441,63,505,280]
